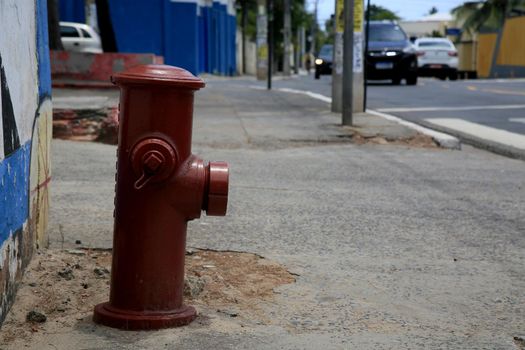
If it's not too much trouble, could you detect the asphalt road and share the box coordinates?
[258,74,525,158]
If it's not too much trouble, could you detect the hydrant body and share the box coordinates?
[93,65,228,330]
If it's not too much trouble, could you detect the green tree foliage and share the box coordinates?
[452,0,525,33]
[366,4,401,21]
[324,15,335,44]
[237,0,322,63]
[237,0,310,41]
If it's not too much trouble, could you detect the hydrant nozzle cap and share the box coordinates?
[112,65,205,90]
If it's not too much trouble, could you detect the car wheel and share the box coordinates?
[392,78,401,85]
[449,70,458,81]
[315,70,320,79]
[406,74,418,86]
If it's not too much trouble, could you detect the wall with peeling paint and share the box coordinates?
[0,0,52,324]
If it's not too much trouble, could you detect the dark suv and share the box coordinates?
[314,44,333,79]
[366,21,418,85]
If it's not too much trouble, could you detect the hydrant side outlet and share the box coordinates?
[93,65,229,330]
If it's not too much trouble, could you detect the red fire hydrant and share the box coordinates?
[93,65,229,330]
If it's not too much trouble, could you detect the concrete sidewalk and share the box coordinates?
[2,80,524,349]
[50,83,429,148]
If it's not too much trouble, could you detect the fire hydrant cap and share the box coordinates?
[206,161,229,216]
[112,65,205,90]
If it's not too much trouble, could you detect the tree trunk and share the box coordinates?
[283,0,291,76]
[47,0,64,50]
[95,0,118,52]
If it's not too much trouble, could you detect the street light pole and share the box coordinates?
[342,0,354,125]
[256,0,268,81]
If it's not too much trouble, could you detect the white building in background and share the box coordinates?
[400,13,453,38]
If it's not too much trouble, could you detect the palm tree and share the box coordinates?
[452,0,525,34]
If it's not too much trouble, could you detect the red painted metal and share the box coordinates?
[93,65,229,330]
[50,50,164,88]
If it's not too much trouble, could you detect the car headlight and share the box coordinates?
[403,45,416,54]
[315,58,323,65]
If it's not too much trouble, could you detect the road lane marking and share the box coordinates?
[510,118,525,124]
[377,105,525,113]
[249,86,333,103]
[460,78,525,84]
[467,86,478,91]
[275,87,333,103]
[425,118,525,150]
[481,88,525,97]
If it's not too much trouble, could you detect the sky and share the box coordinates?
[314,0,468,28]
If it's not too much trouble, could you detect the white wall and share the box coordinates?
[236,30,257,75]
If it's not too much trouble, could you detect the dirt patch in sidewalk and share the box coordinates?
[350,132,439,148]
[0,249,295,346]
[53,108,118,145]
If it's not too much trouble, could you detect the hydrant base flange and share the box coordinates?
[93,302,197,330]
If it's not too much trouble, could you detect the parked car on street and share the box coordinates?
[365,21,418,85]
[60,22,102,53]
[314,44,333,79]
[414,38,458,80]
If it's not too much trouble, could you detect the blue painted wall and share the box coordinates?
[164,1,199,74]
[198,11,206,73]
[58,0,237,75]
[0,144,30,243]
[59,0,86,23]
[107,0,165,56]
[37,0,52,99]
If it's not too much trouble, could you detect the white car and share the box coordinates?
[414,38,458,80]
[60,22,102,53]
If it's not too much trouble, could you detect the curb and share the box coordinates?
[405,119,525,161]
[366,109,461,150]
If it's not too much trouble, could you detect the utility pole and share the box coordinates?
[241,0,247,74]
[283,0,291,76]
[300,26,306,69]
[267,0,274,89]
[310,0,319,57]
[352,0,365,113]
[341,0,364,124]
[256,0,268,80]
[342,0,354,125]
[294,29,300,74]
[331,0,344,113]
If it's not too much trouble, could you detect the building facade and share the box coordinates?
[0,0,52,323]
